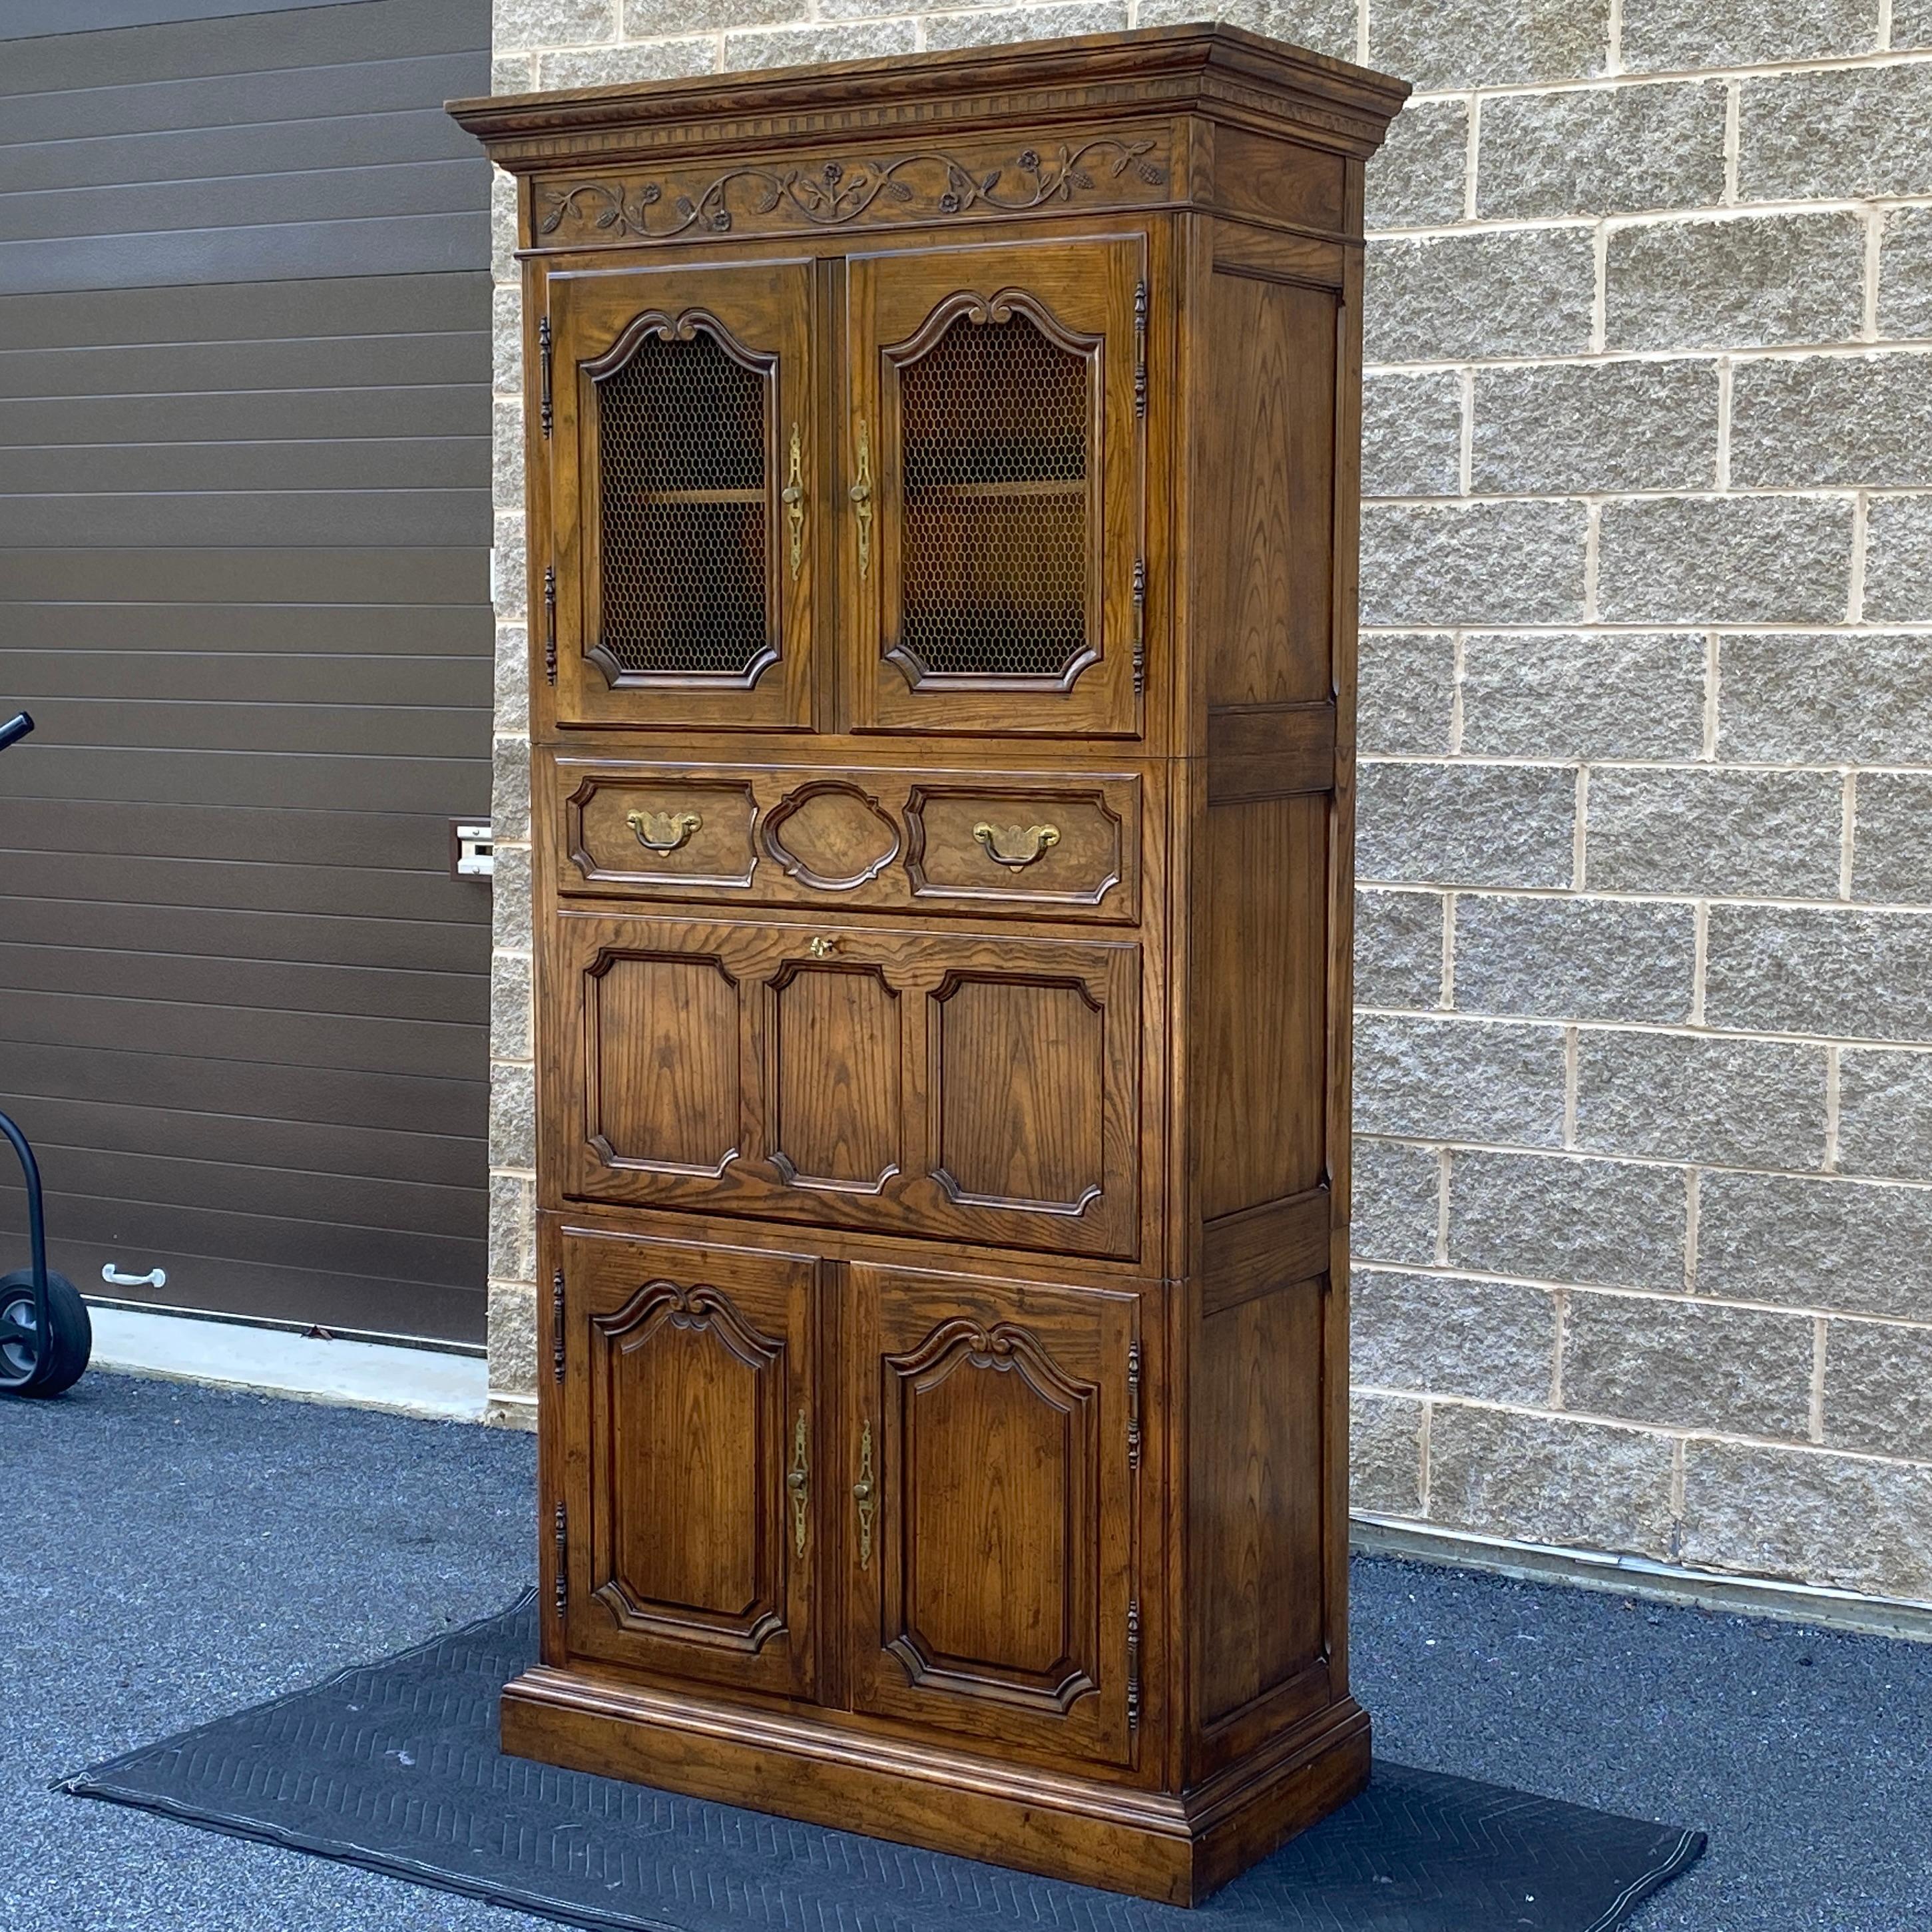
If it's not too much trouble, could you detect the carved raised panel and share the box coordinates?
[560,917,1134,1255]
[535,136,1169,245]
[847,1264,1139,1771]
[768,961,901,1194]
[591,1280,785,1647]
[931,973,1106,1216]
[563,1232,818,1700]
[885,1317,1099,1711]
[762,782,901,889]
[586,949,740,1175]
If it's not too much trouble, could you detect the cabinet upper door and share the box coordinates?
[548,260,818,732]
[844,238,1146,739]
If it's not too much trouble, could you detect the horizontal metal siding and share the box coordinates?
[0,3,488,294]
[1,1,377,41]
[0,0,492,1343]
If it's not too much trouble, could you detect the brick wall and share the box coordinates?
[481,1,1932,1603]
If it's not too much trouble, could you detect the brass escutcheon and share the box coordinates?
[853,1419,875,1569]
[849,417,873,578]
[787,1409,809,1558]
[782,423,805,582]
[973,820,1061,869]
[627,808,701,853]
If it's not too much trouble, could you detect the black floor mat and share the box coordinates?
[59,1593,1704,1932]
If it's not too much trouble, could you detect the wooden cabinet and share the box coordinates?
[453,22,1406,1907]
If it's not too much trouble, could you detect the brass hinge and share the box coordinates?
[1126,1340,1142,1471]
[538,314,553,438]
[1126,1598,1142,1731]
[552,1503,568,1619]
[1132,280,1147,419]
[1130,559,1146,697]
[551,1268,565,1383]
[543,565,557,684]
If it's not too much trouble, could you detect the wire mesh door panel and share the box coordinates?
[548,261,818,732]
[897,309,1091,681]
[845,238,1145,740]
[597,328,771,679]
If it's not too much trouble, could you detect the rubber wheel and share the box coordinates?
[0,1269,91,1397]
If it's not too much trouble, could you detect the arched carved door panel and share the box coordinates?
[558,1229,820,1699]
[846,1264,1144,1772]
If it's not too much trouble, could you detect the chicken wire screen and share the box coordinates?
[896,310,1092,680]
[597,327,772,676]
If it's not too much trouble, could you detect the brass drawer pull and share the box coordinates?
[627,808,701,853]
[973,821,1061,869]
[853,1419,875,1569]
[782,423,806,582]
[787,1409,809,1557]
[849,417,873,578]
[807,935,840,958]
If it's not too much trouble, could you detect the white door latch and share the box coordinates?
[451,821,495,879]
[102,1264,166,1289]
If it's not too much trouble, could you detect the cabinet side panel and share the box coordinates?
[1192,1278,1326,1730]
[1198,270,1337,709]
[1196,793,1327,1221]
[1208,123,1347,236]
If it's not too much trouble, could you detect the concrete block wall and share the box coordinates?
[481,1,1932,1604]
[1349,0,1932,1604]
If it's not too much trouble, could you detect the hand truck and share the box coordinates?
[0,711,92,1396]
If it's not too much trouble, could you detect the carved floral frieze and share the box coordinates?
[535,136,1169,243]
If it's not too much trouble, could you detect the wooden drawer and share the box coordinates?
[566,771,762,891]
[555,759,1141,923]
[904,779,1128,911]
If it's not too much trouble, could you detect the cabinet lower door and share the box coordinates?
[845,1264,1142,1770]
[559,1228,818,1700]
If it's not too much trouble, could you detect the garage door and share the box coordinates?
[0,0,494,1343]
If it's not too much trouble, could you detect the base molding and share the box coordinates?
[501,1666,1370,1904]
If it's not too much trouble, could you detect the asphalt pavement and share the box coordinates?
[3,1370,1926,1929]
